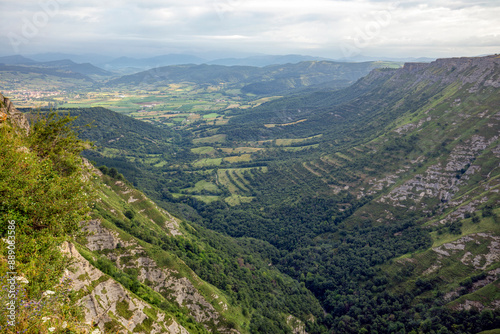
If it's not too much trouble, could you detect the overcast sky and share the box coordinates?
[0,0,499,59]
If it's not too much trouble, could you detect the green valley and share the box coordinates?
[2,54,500,333]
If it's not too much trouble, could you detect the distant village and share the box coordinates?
[4,89,62,100]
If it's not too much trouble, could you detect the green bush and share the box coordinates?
[0,112,95,332]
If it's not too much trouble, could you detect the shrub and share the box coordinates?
[0,112,95,332]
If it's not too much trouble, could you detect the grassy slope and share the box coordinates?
[317,64,500,312]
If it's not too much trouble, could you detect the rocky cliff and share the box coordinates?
[0,93,30,132]
[399,55,500,87]
[61,241,190,333]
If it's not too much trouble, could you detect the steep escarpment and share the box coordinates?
[399,55,500,88]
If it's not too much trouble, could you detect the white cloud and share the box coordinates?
[0,0,498,58]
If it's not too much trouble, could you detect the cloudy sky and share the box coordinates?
[0,0,499,59]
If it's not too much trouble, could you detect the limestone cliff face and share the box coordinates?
[396,55,500,88]
[81,174,243,331]
[83,219,236,333]
[362,55,500,91]
[61,241,189,334]
[0,93,30,133]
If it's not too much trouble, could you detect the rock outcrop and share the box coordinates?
[376,131,499,214]
[83,219,232,332]
[0,93,30,133]
[61,241,189,333]
[396,55,500,88]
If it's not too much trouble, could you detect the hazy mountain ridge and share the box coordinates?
[0,55,112,78]
[206,55,334,67]
[36,59,113,77]
[19,53,337,69]
[100,54,208,73]
[0,64,94,81]
[105,60,401,96]
[16,52,435,68]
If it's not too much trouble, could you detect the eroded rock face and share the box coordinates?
[0,93,30,133]
[83,219,234,333]
[61,241,104,291]
[85,220,134,251]
[60,241,189,334]
[419,234,500,310]
[286,315,307,334]
[377,134,499,211]
[131,256,218,323]
[429,233,500,271]
[397,55,500,89]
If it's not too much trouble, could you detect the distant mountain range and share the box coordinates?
[99,54,207,73]
[27,52,115,64]
[337,54,436,63]
[206,54,335,66]
[0,55,112,77]
[0,53,404,95]
[98,54,344,73]
[0,53,437,75]
[0,55,38,64]
[105,60,402,95]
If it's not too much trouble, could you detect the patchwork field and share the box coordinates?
[193,134,227,144]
